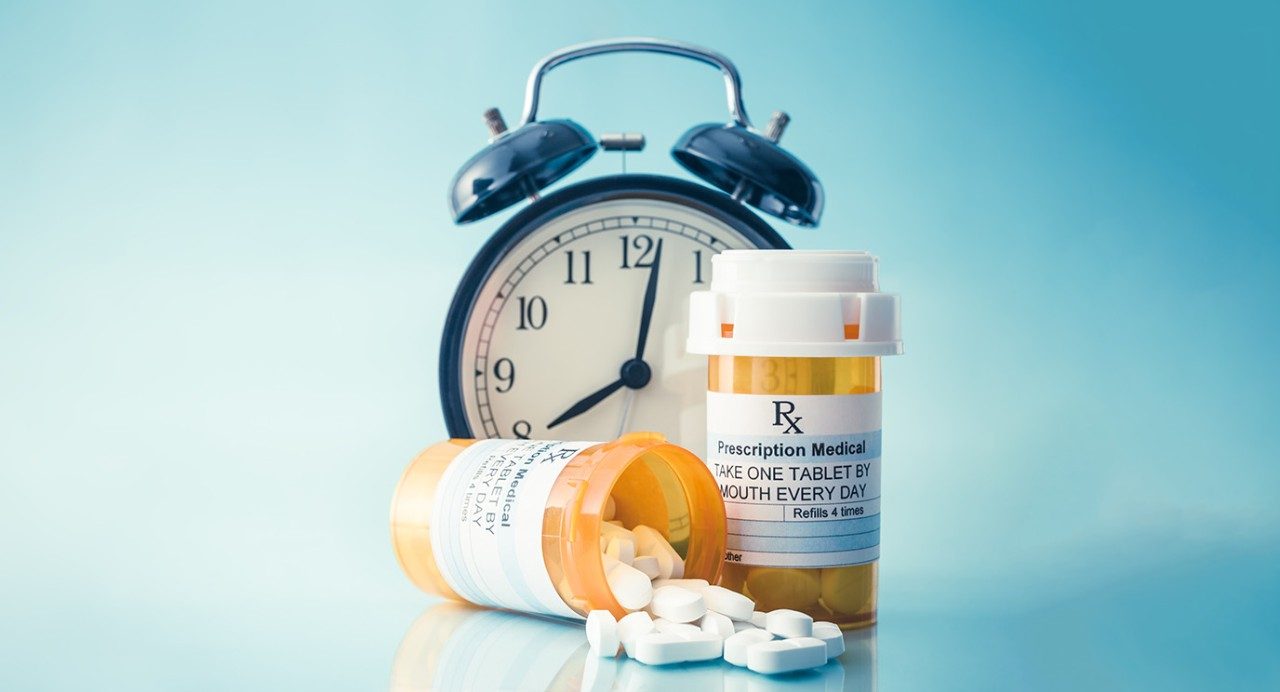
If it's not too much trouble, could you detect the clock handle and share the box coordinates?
[518,37,753,129]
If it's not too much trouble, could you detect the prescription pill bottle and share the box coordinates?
[391,433,726,620]
[687,250,903,629]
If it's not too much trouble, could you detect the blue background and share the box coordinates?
[2,1,1277,689]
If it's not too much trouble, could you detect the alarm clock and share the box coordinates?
[439,37,823,452]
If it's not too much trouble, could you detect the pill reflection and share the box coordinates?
[390,601,877,691]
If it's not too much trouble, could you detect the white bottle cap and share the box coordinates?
[686,250,903,358]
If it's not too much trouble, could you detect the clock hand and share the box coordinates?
[546,377,626,429]
[633,238,664,361]
[548,240,665,431]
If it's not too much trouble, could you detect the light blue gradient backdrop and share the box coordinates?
[1,1,1277,689]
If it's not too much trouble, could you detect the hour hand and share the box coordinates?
[546,377,625,429]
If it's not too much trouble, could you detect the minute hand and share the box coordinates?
[633,238,664,360]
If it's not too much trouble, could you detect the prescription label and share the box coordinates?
[706,392,882,568]
[430,439,589,619]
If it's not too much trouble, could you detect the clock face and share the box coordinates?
[447,178,785,453]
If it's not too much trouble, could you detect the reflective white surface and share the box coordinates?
[390,601,875,691]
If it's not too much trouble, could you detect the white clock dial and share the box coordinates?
[458,196,766,452]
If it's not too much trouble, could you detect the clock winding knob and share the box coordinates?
[483,107,508,138]
[763,110,790,143]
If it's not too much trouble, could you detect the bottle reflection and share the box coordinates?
[391,601,876,691]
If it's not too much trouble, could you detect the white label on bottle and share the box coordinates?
[430,439,592,619]
[706,391,882,568]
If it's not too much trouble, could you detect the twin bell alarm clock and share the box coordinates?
[439,37,824,453]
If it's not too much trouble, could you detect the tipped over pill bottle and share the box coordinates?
[687,250,903,628]
[390,433,726,620]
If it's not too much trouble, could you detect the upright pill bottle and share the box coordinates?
[391,433,727,620]
[687,250,903,628]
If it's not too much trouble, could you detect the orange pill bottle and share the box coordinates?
[687,250,903,628]
[391,433,726,620]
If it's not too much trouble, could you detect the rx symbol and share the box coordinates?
[772,401,804,434]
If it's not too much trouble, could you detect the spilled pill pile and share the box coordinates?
[586,501,843,675]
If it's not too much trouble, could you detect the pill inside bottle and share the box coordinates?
[390,432,726,619]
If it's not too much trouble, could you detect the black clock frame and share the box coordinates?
[439,173,790,438]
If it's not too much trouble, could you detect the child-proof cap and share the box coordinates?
[686,250,902,357]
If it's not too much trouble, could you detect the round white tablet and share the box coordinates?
[723,628,774,667]
[653,619,701,638]
[604,556,653,611]
[648,585,706,623]
[765,609,813,638]
[700,610,735,640]
[811,621,845,658]
[631,555,660,579]
[617,611,655,658]
[631,631,722,665]
[586,610,619,657]
[700,585,755,621]
[746,637,828,674]
[605,536,636,565]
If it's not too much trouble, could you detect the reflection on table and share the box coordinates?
[390,601,876,691]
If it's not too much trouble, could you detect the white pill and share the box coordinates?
[632,555,660,579]
[732,620,760,633]
[617,611,655,658]
[601,522,634,542]
[653,620,701,638]
[751,611,768,628]
[700,610,735,640]
[648,585,706,623]
[653,549,675,579]
[679,631,723,661]
[811,621,845,658]
[700,585,755,621]
[651,578,708,591]
[746,637,828,674]
[631,632,681,665]
[766,609,813,638]
[604,556,653,610]
[669,552,685,579]
[723,628,774,667]
[631,525,666,554]
[632,631,722,665]
[632,525,684,579]
[605,536,636,565]
[604,495,617,521]
[586,610,620,657]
